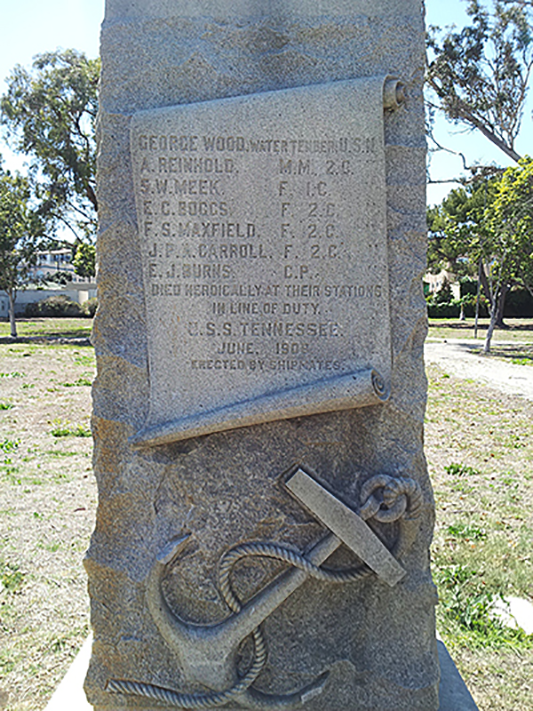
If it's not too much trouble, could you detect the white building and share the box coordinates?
[423,270,461,299]
[28,248,89,283]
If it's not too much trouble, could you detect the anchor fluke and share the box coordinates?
[108,469,422,707]
[158,535,191,565]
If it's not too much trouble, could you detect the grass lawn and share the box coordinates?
[428,317,533,344]
[0,328,531,710]
[0,342,95,710]
[0,318,92,340]
[426,363,533,711]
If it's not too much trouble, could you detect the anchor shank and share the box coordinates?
[146,533,342,688]
[218,532,342,646]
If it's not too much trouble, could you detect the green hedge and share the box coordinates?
[81,297,98,318]
[25,295,84,318]
[504,289,533,318]
[429,284,533,319]
[427,302,461,319]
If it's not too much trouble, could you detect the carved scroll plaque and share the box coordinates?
[131,77,394,446]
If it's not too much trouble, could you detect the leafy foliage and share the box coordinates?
[426,159,533,347]
[477,156,533,349]
[24,295,84,318]
[0,50,100,240]
[490,156,533,293]
[81,297,98,318]
[427,178,499,277]
[46,270,73,285]
[0,165,47,336]
[72,242,96,279]
[0,170,40,291]
[427,0,533,163]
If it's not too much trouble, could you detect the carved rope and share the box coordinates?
[108,475,422,709]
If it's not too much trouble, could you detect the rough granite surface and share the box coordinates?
[85,1,438,709]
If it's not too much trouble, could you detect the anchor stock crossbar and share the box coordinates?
[108,471,422,708]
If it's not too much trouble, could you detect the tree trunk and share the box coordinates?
[483,287,501,354]
[7,289,17,338]
[86,182,98,212]
[474,257,483,339]
[495,282,509,328]
[479,266,493,309]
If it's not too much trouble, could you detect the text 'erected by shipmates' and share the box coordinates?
[131,78,392,439]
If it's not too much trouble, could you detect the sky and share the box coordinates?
[425,1,533,204]
[0,0,531,206]
[0,0,104,174]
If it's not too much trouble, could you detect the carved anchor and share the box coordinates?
[108,470,422,708]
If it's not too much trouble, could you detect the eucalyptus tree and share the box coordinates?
[1,49,100,242]
[0,166,46,336]
[427,0,533,164]
[483,156,533,351]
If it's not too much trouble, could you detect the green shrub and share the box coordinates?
[459,279,533,317]
[427,301,461,318]
[46,271,73,285]
[432,278,454,305]
[25,295,83,318]
[462,297,489,318]
[426,277,491,318]
[504,288,533,318]
[459,277,478,298]
[425,279,463,318]
[81,297,97,318]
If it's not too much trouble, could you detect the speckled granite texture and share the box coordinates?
[85,1,439,708]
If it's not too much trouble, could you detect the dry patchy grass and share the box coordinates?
[428,317,533,344]
[0,343,95,711]
[426,363,533,711]
[478,344,533,366]
[0,339,532,710]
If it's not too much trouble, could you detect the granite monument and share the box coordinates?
[86,0,438,708]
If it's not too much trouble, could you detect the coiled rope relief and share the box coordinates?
[107,473,422,708]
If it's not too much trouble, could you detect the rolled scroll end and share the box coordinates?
[371,369,390,400]
[383,78,406,111]
[131,368,390,447]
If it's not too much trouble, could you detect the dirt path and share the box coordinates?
[424,339,533,402]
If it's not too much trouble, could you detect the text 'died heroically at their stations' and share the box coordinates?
[131,79,392,437]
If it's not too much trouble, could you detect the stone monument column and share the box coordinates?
[86,0,439,708]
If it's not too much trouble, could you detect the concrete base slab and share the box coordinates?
[45,635,93,711]
[44,636,478,710]
[437,640,479,710]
